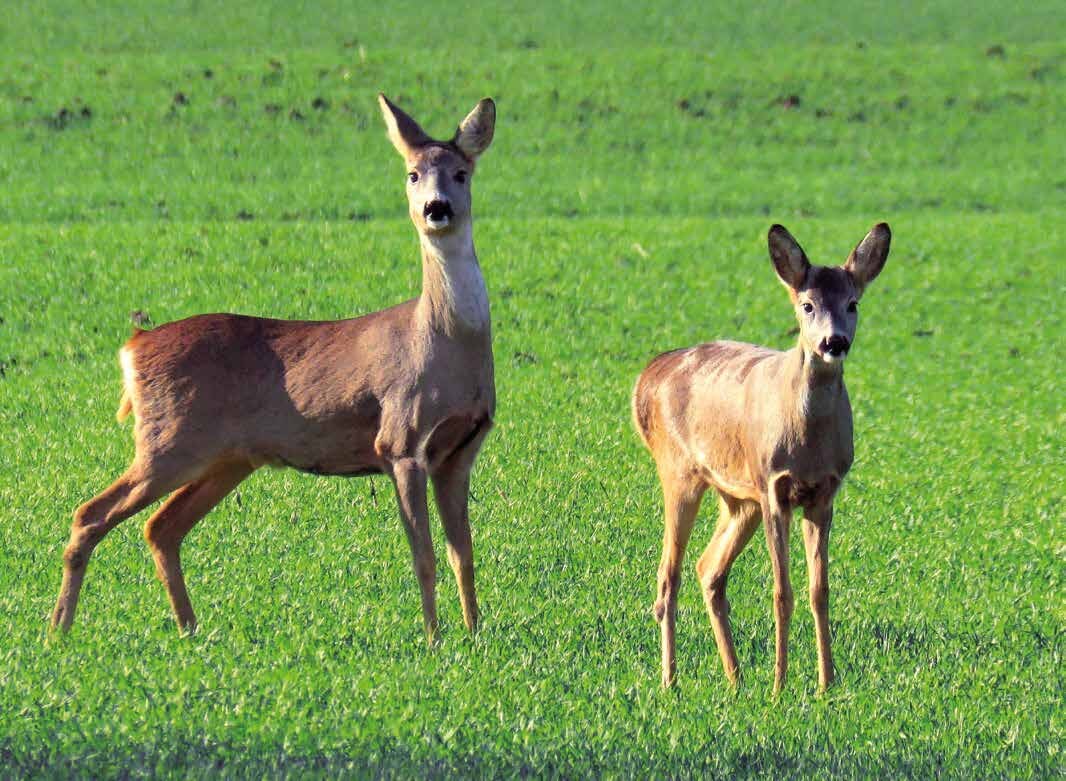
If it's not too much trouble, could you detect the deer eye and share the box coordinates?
[454,171,467,184]
[802,302,814,314]
[847,301,858,313]
[408,171,419,184]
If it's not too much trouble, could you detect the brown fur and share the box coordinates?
[51,95,498,640]
[633,223,891,693]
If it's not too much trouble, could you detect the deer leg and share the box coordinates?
[802,504,834,692]
[654,474,703,687]
[695,495,761,685]
[431,448,481,633]
[762,490,794,696]
[143,461,254,634]
[391,458,437,643]
[52,465,171,632]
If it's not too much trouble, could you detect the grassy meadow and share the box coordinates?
[0,2,1062,776]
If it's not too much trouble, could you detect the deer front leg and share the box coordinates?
[802,504,834,692]
[431,464,479,632]
[390,458,438,643]
[762,484,794,696]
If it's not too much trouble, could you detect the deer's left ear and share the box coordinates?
[845,222,891,295]
[454,98,495,160]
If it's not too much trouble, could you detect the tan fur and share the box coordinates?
[634,223,891,693]
[52,95,497,640]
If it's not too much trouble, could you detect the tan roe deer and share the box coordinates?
[51,94,497,641]
[633,223,891,693]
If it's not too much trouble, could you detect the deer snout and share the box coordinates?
[423,199,454,225]
[820,335,850,359]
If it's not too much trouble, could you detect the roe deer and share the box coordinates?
[632,223,891,692]
[51,94,497,640]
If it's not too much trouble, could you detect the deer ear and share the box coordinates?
[454,98,495,160]
[845,222,891,294]
[378,93,432,158]
[768,224,811,291]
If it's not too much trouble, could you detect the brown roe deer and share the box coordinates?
[632,223,891,692]
[51,95,497,640]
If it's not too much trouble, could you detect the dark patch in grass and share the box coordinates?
[519,38,539,49]
[779,94,801,110]
[311,97,329,111]
[236,209,254,221]
[217,94,236,107]
[46,106,92,130]
[1008,347,1020,357]
[985,44,1006,58]
[203,68,214,78]
[1029,64,1054,81]
[577,98,619,117]
[848,110,867,122]
[815,107,832,118]
[289,109,305,121]
[268,58,283,71]
[347,211,371,221]
[130,310,153,329]
[913,329,934,337]
[173,91,189,106]
[676,98,707,118]
[512,351,538,366]
[264,103,281,115]
[895,96,910,110]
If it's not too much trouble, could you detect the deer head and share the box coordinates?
[769,223,891,367]
[378,94,495,238]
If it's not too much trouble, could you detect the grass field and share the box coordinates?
[1,2,1063,777]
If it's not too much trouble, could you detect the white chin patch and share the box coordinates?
[820,351,846,364]
[426,215,450,229]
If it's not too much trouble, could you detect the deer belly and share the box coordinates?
[258,416,385,477]
[699,463,761,502]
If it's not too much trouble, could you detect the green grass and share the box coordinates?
[1,2,1063,777]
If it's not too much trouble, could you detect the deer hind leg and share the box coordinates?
[430,431,487,633]
[143,461,254,634]
[653,471,704,688]
[695,494,761,685]
[51,465,172,632]
[802,504,834,692]
[391,458,437,643]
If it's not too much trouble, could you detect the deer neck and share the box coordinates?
[785,342,845,421]
[416,223,490,337]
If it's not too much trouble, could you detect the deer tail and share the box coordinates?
[116,390,132,422]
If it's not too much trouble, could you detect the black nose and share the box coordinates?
[424,200,454,221]
[822,335,850,356]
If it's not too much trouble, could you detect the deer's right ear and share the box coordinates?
[378,93,432,158]
[768,224,811,292]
